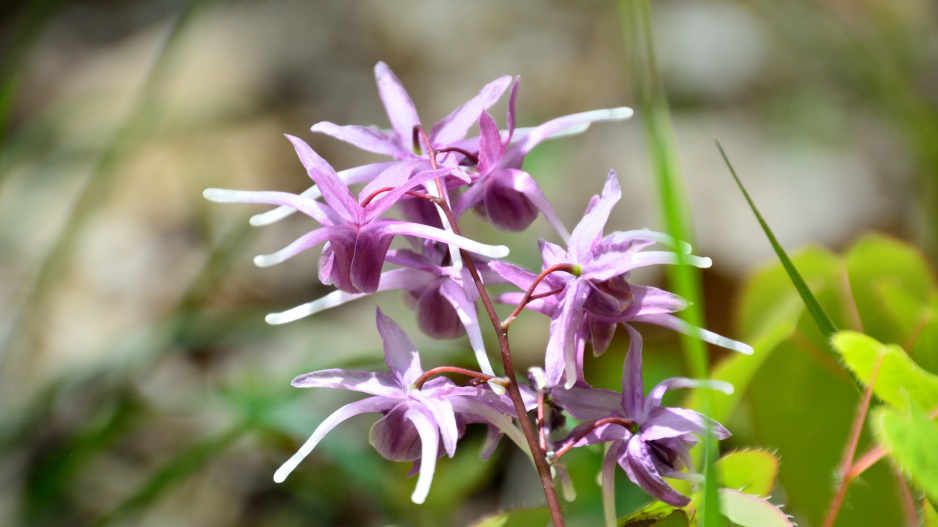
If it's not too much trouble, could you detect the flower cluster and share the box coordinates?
[205,62,752,523]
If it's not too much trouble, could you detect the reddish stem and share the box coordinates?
[415,125,567,527]
[551,417,635,460]
[436,146,479,163]
[412,366,495,390]
[823,354,885,527]
[501,263,579,330]
[359,187,433,208]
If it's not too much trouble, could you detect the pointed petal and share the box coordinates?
[545,279,590,389]
[642,406,731,441]
[506,77,519,142]
[376,221,510,259]
[621,285,690,318]
[375,62,422,149]
[266,289,367,325]
[589,316,617,356]
[507,169,570,241]
[602,442,624,527]
[567,172,621,261]
[285,134,360,221]
[376,307,424,386]
[586,251,711,282]
[273,397,396,483]
[449,396,529,455]
[291,368,403,396]
[539,239,570,268]
[203,188,336,226]
[421,396,460,458]
[606,229,693,254]
[621,436,691,507]
[502,107,633,168]
[364,168,454,222]
[644,378,734,416]
[430,75,512,145]
[551,384,621,420]
[359,162,416,207]
[621,324,645,419]
[439,280,497,378]
[630,313,754,355]
[405,406,440,504]
[253,225,350,268]
[250,161,396,227]
[310,122,405,157]
[476,111,503,175]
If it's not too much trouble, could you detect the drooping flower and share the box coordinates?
[455,80,633,238]
[204,135,509,294]
[264,240,507,382]
[490,171,752,388]
[552,325,733,522]
[274,308,525,504]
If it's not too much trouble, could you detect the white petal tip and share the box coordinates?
[712,381,735,395]
[488,245,510,259]
[738,343,755,355]
[273,467,290,483]
[698,257,713,268]
[265,313,291,325]
[487,380,506,396]
[410,490,427,505]
[203,188,236,202]
[253,254,281,268]
[249,213,274,227]
[608,107,635,120]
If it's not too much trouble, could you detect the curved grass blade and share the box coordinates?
[716,140,837,341]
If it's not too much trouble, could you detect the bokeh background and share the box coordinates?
[1,0,936,526]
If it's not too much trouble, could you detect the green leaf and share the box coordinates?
[469,506,550,527]
[925,498,938,527]
[718,489,793,527]
[618,501,680,526]
[717,141,837,341]
[622,509,689,527]
[716,450,779,497]
[845,234,936,346]
[873,402,938,502]
[832,331,938,411]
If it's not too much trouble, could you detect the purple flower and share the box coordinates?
[274,308,523,504]
[454,80,633,237]
[264,241,506,382]
[204,135,509,294]
[552,325,733,516]
[490,171,752,388]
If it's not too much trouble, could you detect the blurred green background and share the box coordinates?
[1,0,936,526]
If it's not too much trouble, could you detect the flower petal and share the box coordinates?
[203,188,337,226]
[376,221,510,259]
[420,396,460,458]
[309,122,405,157]
[285,134,360,222]
[250,162,396,227]
[642,406,731,441]
[350,225,396,293]
[567,171,621,261]
[502,107,633,168]
[545,279,590,389]
[291,368,403,396]
[630,313,754,355]
[430,75,512,145]
[644,377,734,416]
[551,384,622,420]
[404,406,440,504]
[254,225,353,268]
[273,397,397,483]
[506,169,570,241]
[375,307,424,387]
[621,436,691,507]
[621,323,645,419]
[375,62,422,150]
[438,280,497,379]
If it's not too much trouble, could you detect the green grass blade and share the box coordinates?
[716,141,838,340]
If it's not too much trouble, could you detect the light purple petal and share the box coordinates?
[310,122,405,157]
[285,134,360,222]
[421,396,460,458]
[476,111,504,175]
[621,323,645,419]
[567,171,621,261]
[273,396,397,483]
[502,107,633,168]
[644,377,734,416]
[505,77,519,142]
[375,221,510,259]
[621,285,689,318]
[642,406,730,441]
[589,316,617,356]
[359,162,415,206]
[430,75,512,145]
[364,167,453,222]
[375,62,422,150]
[621,436,691,507]
[439,280,496,377]
[539,239,570,268]
[603,441,626,527]
[290,368,403,396]
[545,279,590,389]
[254,224,353,268]
[507,169,570,241]
[405,406,440,504]
[630,313,754,355]
[349,226,396,293]
[487,261,540,293]
[452,178,487,218]
[250,161,396,227]
[203,188,337,227]
[375,307,424,387]
[551,384,621,420]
